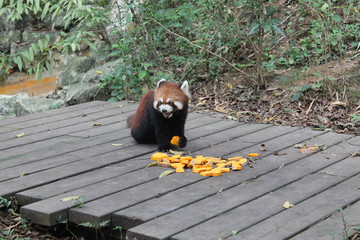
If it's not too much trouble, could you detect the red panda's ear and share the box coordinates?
[156,79,167,89]
[181,81,191,98]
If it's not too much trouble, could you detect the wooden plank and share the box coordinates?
[15,118,240,205]
[227,172,360,240]
[67,126,315,227]
[290,200,360,240]
[173,143,360,240]
[125,132,353,240]
[0,111,205,170]
[0,100,106,127]
[0,103,136,145]
[17,120,243,224]
[0,124,130,170]
[2,116,239,198]
[21,169,204,226]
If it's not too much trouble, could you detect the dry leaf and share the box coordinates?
[15,132,25,138]
[145,162,157,168]
[283,201,295,209]
[112,143,123,146]
[92,123,102,126]
[61,196,81,202]
[299,147,319,154]
[95,71,103,74]
[159,169,175,178]
[169,149,184,155]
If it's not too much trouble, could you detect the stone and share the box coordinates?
[14,96,65,116]
[57,56,97,88]
[0,30,22,52]
[64,83,108,105]
[80,58,122,85]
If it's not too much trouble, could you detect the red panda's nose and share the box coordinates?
[162,109,168,113]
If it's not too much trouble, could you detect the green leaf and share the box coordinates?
[139,71,147,80]
[321,3,329,11]
[35,0,40,13]
[16,0,23,13]
[41,2,51,20]
[248,24,259,35]
[71,42,77,52]
[272,25,286,37]
[332,14,341,22]
[299,84,311,92]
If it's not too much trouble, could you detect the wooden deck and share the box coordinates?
[0,101,359,240]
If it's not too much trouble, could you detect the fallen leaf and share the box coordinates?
[299,147,319,154]
[283,201,295,209]
[111,143,123,146]
[274,151,287,156]
[226,115,238,121]
[95,71,103,74]
[92,123,102,126]
[145,162,157,168]
[61,196,82,202]
[15,132,25,138]
[169,149,184,155]
[159,169,175,179]
[350,152,360,157]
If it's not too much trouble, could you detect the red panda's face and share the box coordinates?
[153,79,190,118]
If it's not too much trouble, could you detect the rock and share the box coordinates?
[22,31,60,43]
[0,93,65,119]
[0,12,19,31]
[0,30,22,52]
[0,94,19,119]
[57,56,97,87]
[0,70,7,86]
[14,96,65,116]
[80,58,122,84]
[64,83,108,105]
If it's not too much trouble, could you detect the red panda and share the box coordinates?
[127,79,190,152]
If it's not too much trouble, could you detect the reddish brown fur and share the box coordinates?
[127,89,155,130]
[154,82,187,103]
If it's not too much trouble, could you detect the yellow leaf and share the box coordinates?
[226,82,233,89]
[159,169,175,178]
[61,196,81,202]
[169,149,184,155]
[283,201,295,209]
[145,162,157,168]
[95,71,103,74]
[15,132,25,138]
[111,143,123,146]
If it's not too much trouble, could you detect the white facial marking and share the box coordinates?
[159,104,173,113]
[153,100,158,109]
[160,97,163,103]
[174,101,183,109]
[166,98,171,103]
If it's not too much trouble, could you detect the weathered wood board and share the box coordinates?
[0,100,359,240]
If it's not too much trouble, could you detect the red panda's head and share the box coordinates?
[153,79,190,118]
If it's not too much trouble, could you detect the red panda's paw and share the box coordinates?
[179,136,187,148]
[158,144,172,152]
